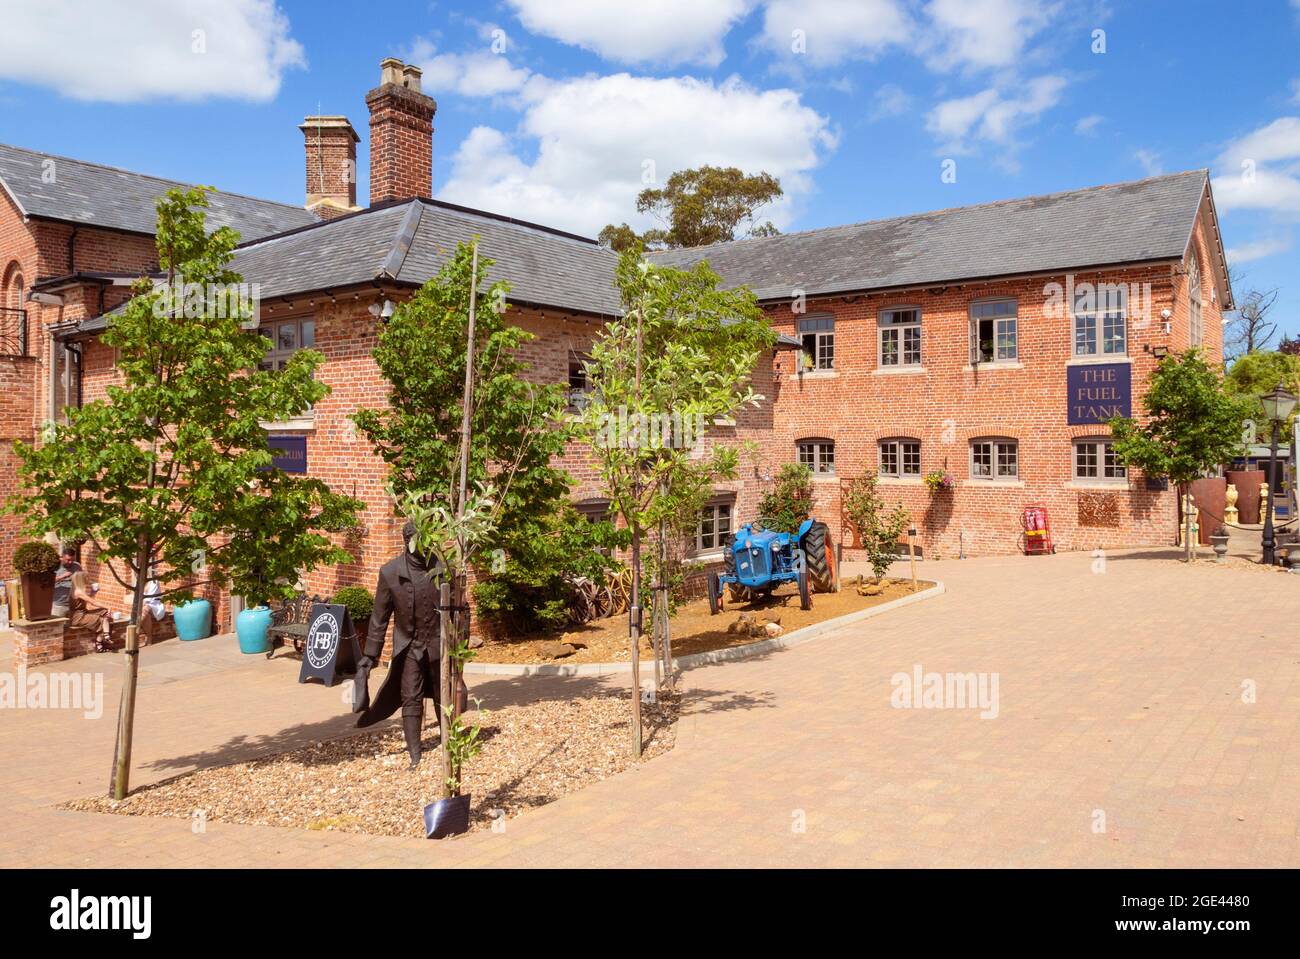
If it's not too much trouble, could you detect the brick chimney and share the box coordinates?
[299,115,360,220]
[365,57,437,205]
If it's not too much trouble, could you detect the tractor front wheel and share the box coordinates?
[797,564,812,611]
[722,532,757,604]
[803,520,836,593]
[706,570,723,616]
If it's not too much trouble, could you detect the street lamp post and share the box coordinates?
[1259,382,1297,566]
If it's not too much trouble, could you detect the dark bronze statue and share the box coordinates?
[353,522,445,768]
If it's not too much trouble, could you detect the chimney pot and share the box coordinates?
[365,58,437,204]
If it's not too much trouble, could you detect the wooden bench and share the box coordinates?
[265,593,327,659]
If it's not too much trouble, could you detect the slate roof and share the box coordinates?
[0,142,316,240]
[228,197,623,315]
[650,170,1213,302]
[69,170,1223,337]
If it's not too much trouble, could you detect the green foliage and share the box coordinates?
[578,250,775,612]
[13,541,59,575]
[7,186,361,614]
[758,463,815,533]
[1225,350,1300,433]
[842,472,909,582]
[331,585,374,624]
[599,165,784,250]
[1110,349,1252,487]
[472,506,623,633]
[354,242,609,627]
[443,641,485,796]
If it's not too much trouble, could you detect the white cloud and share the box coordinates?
[757,0,912,65]
[504,0,753,67]
[438,73,836,237]
[1134,148,1163,176]
[1214,117,1300,214]
[870,84,913,121]
[1075,114,1103,136]
[922,0,1056,72]
[926,75,1065,152]
[415,49,532,97]
[1226,235,1293,265]
[0,0,303,102]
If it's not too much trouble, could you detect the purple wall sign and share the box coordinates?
[1067,363,1131,425]
[268,434,308,473]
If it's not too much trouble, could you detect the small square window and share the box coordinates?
[971,439,1017,480]
[798,440,835,474]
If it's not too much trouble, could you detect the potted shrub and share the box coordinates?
[14,541,60,620]
[331,585,374,648]
[924,470,954,494]
[232,569,277,655]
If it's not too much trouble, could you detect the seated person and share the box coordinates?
[51,546,82,618]
[68,570,112,652]
[136,578,168,642]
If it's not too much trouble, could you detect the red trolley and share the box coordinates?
[1021,504,1055,555]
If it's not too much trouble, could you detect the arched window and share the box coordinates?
[970,436,1018,480]
[1073,437,1126,484]
[1188,253,1202,347]
[878,437,921,478]
[797,438,835,474]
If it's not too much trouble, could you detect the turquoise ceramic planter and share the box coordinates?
[235,605,272,654]
[173,599,212,642]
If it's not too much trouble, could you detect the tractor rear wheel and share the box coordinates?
[803,521,836,593]
[722,533,757,604]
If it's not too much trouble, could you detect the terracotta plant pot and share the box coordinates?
[423,792,471,839]
[19,570,55,620]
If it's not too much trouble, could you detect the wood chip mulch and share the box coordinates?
[63,691,679,839]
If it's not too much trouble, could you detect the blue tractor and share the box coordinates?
[706,519,837,615]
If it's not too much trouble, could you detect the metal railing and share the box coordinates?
[0,307,27,356]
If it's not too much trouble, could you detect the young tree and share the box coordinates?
[580,249,774,753]
[842,472,909,583]
[353,242,615,634]
[1109,349,1252,561]
[600,166,783,251]
[8,187,361,798]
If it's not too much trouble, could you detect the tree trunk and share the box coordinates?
[439,579,453,798]
[629,525,643,758]
[110,541,150,799]
[1183,482,1193,563]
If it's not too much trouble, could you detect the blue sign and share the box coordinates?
[1067,363,1131,425]
[268,434,307,473]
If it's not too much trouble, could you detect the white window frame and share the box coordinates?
[879,437,921,478]
[259,316,316,371]
[798,314,835,371]
[693,496,734,554]
[1073,438,1127,484]
[1188,254,1203,347]
[970,299,1018,365]
[797,439,836,475]
[970,438,1018,481]
[878,306,922,367]
[1073,284,1128,357]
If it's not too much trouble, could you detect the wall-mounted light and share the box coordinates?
[367,299,395,320]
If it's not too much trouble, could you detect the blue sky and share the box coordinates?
[3,0,1300,337]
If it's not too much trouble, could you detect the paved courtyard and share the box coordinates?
[2,546,1298,868]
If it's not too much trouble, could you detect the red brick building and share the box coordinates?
[2,58,1232,629]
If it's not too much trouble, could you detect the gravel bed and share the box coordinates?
[65,691,679,839]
